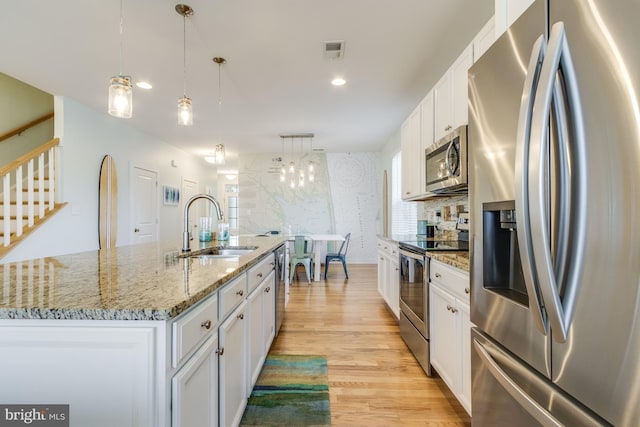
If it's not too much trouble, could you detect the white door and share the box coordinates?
[131,167,158,244]
[182,177,199,241]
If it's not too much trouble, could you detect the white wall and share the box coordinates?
[2,97,217,263]
[379,129,401,237]
[237,151,380,263]
[0,73,53,166]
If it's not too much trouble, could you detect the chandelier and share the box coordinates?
[279,133,315,189]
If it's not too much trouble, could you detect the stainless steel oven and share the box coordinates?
[425,125,467,194]
[398,245,431,376]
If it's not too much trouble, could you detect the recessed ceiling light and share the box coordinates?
[136,81,152,89]
[331,77,346,86]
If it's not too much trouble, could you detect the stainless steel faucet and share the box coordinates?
[182,194,224,252]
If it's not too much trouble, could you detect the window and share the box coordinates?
[224,184,239,232]
[391,151,417,234]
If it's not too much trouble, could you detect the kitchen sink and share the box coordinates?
[179,246,258,259]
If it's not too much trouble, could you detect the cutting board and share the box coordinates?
[99,155,118,249]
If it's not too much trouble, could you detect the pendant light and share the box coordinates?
[279,133,315,189]
[108,0,132,118]
[176,4,194,126]
[205,144,226,165]
[205,57,228,165]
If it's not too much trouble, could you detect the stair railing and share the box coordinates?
[0,138,59,247]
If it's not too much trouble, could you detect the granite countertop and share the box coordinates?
[377,234,470,273]
[0,236,286,321]
[428,251,470,273]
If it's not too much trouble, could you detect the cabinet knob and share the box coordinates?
[465,287,470,294]
[216,347,224,356]
[451,307,458,314]
[237,313,244,320]
[201,320,212,330]
[134,228,140,233]
[405,192,411,195]
[435,273,442,278]
[265,286,271,293]
[236,290,244,296]
[270,262,275,266]
[446,304,452,311]
[257,272,263,278]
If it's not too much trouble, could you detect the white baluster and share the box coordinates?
[48,147,55,210]
[16,165,23,237]
[27,159,34,227]
[3,173,10,246]
[38,152,45,218]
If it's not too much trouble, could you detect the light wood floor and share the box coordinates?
[270,264,471,427]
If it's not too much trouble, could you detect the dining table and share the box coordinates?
[286,233,345,281]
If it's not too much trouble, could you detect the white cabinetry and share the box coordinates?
[429,259,472,415]
[171,334,219,427]
[401,90,434,201]
[219,301,248,427]
[376,238,399,319]
[473,16,497,62]
[401,104,422,200]
[248,270,276,393]
[434,43,474,142]
[0,323,160,427]
[495,0,536,36]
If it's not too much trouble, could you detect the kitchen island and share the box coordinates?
[0,235,286,427]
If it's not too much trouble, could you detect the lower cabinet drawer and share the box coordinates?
[172,294,218,368]
[430,260,469,302]
[248,254,275,293]
[219,274,248,321]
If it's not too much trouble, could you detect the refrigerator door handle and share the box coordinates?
[515,34,548,335]
[473,338,563,427]
[529,22,587,342]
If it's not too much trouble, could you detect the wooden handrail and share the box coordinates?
[0,112,54,143]
[0,138,60,177]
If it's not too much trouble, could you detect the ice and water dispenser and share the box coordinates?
[482,201,528,306]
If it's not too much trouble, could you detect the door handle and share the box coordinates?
[473,338,563,426]
[529,22,586,343]
[514,34,548,336]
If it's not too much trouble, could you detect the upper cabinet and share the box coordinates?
[401,104,422,200]
[473,16,497,62]
[401,90,434,201]
[494,0,536,36]
[434,43,473,142]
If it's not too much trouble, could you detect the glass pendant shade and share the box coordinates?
[205,144,225,164]
[108,75,133,118]
[177,96,193,126]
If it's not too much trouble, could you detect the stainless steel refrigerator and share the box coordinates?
[469,0,640,425]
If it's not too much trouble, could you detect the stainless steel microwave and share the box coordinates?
[425,125,468,194]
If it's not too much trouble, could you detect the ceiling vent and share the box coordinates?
[323,40,345,60]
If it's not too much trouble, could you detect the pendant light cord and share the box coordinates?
[182,13,187,97]
[118,0,124,75]
[218,63,223,110]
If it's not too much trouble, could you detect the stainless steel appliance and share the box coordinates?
[425,125,467,194]
[399,239,469,376]
[274,244,286,335]
[398,245,430,375]
[469,0,640,425]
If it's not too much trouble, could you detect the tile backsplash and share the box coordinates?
[417,194,469,232]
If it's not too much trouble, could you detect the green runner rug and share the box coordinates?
[240,354,331,426]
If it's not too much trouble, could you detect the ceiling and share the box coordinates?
[0,0,493,166]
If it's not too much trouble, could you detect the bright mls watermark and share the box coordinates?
[0,405,68,426]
